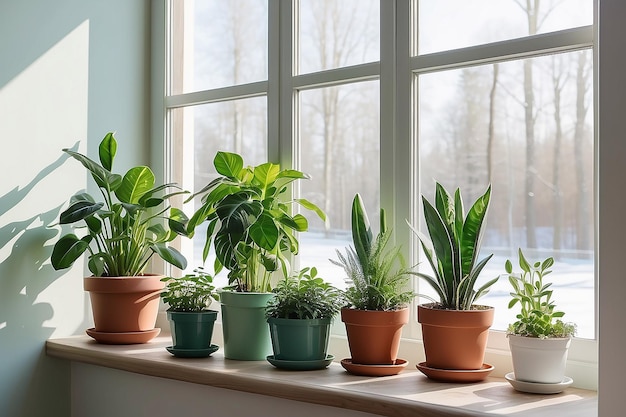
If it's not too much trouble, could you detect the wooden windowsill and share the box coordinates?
[45,336,597,417]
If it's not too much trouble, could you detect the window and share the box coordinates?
[162,0,596,386]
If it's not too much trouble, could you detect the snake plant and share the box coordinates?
[409,182,497,310]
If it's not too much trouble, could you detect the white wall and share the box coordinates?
[0,1,151,416]
[71,362,379,417]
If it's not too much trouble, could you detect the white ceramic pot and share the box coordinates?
[508,334,571,384]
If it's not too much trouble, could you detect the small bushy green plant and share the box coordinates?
[331,194,414,311]
[506,249,576,338]
[265,267,344,320]
[161,268,219,312]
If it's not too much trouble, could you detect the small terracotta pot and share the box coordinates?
[418,303,494,370]
[341,308,409,365]
[84,275,164,335]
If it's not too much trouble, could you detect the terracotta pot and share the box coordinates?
[508,334,571,383]
[84,275,164,336]
[418,303,494,370]
[341,307,409,365]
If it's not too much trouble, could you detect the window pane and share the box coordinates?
[171,0,268,93]
[298,0,379,74]
[299,81,380,289]
[417,50,594,338]
[417,0,592,54]
[170,97,268,286]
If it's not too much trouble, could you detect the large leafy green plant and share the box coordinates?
[51,132,188,277]
[331,194,414,311]
[506,249,576,338]
[410,182,497,310]
[265,267,345,320]
[187,151,326,293]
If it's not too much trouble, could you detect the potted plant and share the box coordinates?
[265,266,344,370]
[51,132,189,344]
[410,182,498,380]
[504,249,576,392]
[187,151,326,360]
[161,267,220,358]
[331,194,414,376]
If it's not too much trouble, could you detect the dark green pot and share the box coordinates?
[268,317,332,361]
[220,291,275,360]
[167,310,218,349]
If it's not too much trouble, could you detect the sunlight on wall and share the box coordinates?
[0,20,90,338]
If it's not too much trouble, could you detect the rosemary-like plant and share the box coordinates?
[506,249,576,338]
[331,194,414,311]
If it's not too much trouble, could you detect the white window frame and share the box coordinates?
[151,0,600,390]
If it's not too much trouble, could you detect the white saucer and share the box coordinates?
[505,372,573,394]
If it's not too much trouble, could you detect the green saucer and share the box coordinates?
[166,344,219,358]
[266,354,334,371]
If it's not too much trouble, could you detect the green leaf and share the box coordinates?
[214,151,243,179]
[51,234,90,270]
[115,166,155,204]
[98,132,117,171]
[63,149,114,190]
[253,162,280,188]
[277,169,310,180]
[460,184,491,277]
[168,208,189,236]
[59,201,104,224]
[85,216,102,235]
[434,183,455,232]
[151,243,187,270]
[295,198,326,222]
[250,212,279,250]
[88,255,105,277]
[291,214,308,232]
[351,194,372,272]
[422,196,456,293]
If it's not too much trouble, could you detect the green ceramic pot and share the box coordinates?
[167,310,218,349]
[220,291,275,360]
[268,317,332,361]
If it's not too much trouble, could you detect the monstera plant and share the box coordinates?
[187,151,325,293]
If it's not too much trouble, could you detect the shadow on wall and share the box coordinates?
[0,147,90,417]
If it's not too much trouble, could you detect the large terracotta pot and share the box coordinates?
[418,303,494,370]
[341,307,409,365]
[84,275,164,343]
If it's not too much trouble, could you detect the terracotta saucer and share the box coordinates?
[86,327,161,344]
[416,362,494,382]
[340,358,408,376]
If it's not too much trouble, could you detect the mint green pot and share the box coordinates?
[268,317,332,361]
[220,291,275,360]
[167,310,218,349]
